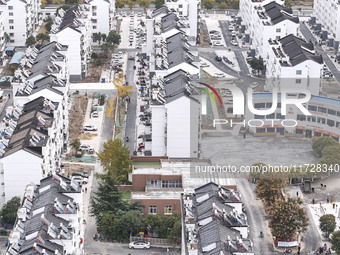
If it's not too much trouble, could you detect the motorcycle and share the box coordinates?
[126,137,129,142]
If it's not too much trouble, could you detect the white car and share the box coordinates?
[213,41,223,46]
[72,176,88,184]
[228,26,234,31]
[80,144,93,151]
[122,12,127,17]
[92,111,99,118]
[83,124,97,131]
[213,73,225,78]
[231,31,237,36]
[251,82,259,88]
[200,62,209,67]
[129,241,150,250]
[231,40,238,46]
[112,53,122,59]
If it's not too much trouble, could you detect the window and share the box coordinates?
[257,128,265,133]
[296,70,302,75]
[9,12,13,16]
[254,103,266,109]
[276,36,280,40]
[9,26,14,29]
[296,79,301,84]
[179,4,183,7]
[92,6,97,10]
[92,26,97,29]
[327,119,335,127]
[92,12,97,16]
[149,206,157,214]
[308,105,317,111]
[328,109,336,115]
[276,28,281,32]
[164,206,173,215]
[267,128,275,132]
[9,33,14,37]
[276,113,285,119]
[297,114,306,121]
[9,19,13,24]
[8,6,13,10]
[317,106,327,113]
[296,129,303,134]
[10,40,14,43]
[317,117,326,124]
[337,111,340,117]
[307,116,316,122]
[266,113,275,119]
[162,180,182,188]
[254,114,265,119]
[147,179,161,188]
[266,102,272,108]
[92,19,97,23]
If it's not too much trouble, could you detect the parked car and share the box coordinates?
[122,12,127,17]
[128,56,135,60]
[228,26,234,31]
[92,111,99,118]
[213,41,223,46]
[200,61,209,67]
[209,30,218,34]
[72,176,88,185]
[251,82,259,88]
[80,144,93,151]
[215,56,222,61]
[128,241,151,250]
[231,40,238,46]
[231,31,237,36]
[83,124,97,131]
[72,172,89,178]
[213,73,225,78]
[137,13,142,17]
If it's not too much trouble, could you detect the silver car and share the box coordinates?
[128,241,150,250]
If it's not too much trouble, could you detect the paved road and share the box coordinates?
[300,22,340,84]
[124,51,138,154]
[218,20,250,77]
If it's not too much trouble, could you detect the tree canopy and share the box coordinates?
[202,0,215,9]
[331,230,340,255]
[268,197,309,239]
[319,214,336,237]
[312,137,338,156]
[106,31,121,45]
[36,33,50,44]
[250,57,264,75]
[1,196,21,225]
[25,36,36,47]
[255,176,286,205]
[97,138,132,184]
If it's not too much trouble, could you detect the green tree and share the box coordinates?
[250,57,264,75]
[101,33,107,43]
[101,42,115,57]
[318,144,340,168]
[143,213,163,234]
[284,0,293,7]
[255,176,286,205]
[1,196,21,225]
[25,36,36,47]
[249,162,267,181]
[93,32,102,45]
[320,214,336,237]
[36,33,50,44]
[90,173,129,223]
[120,210,144,236]
[202,0,215,9]
[331,230,340,255]
[230,0,239,9]
[137,0,151,9]
[128,0,135,9]
[218,2,228,9]
[115,0,125,8]
[106,31,121,45]
[4,32,10,43]
[99,213,121,240]
[312,137,338,155]
[97,138,132,183]
[154,0,164,8]
[70,138,81,152]
[45,20,54,32]
[269,197,309,239]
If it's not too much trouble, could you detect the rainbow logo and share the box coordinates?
[198,82,223,107]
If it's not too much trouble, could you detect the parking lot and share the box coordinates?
[118,11,146,49]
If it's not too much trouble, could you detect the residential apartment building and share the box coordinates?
[313,0,340,42]
[7,174,85,255]
[142,7,200,158]
[88,0,115,39]
[239,0,299,58]
[182,182,253,255]
[245,93,340,140]
[151,70,200,158]
[50,5,92,81]
[0,11,6,66]
[0,97,65,206]
[266,34,323,95]
[130,159,237,216]
[0,0,41,46]
[164,0,200,41]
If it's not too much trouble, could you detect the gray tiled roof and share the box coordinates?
[263,1,299,25]
[279,34,323,66]
[161,13,178,32]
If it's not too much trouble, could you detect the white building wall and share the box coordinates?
[166,96,199,158]
[313,0,340,41]
[50,28,82,81]
[151,105,167,156]
[89,0,112,38]
[1,150,43,205]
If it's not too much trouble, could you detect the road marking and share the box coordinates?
[151,252,161,254]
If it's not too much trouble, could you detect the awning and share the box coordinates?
[5,46,14,52]
[9,52,25,65]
